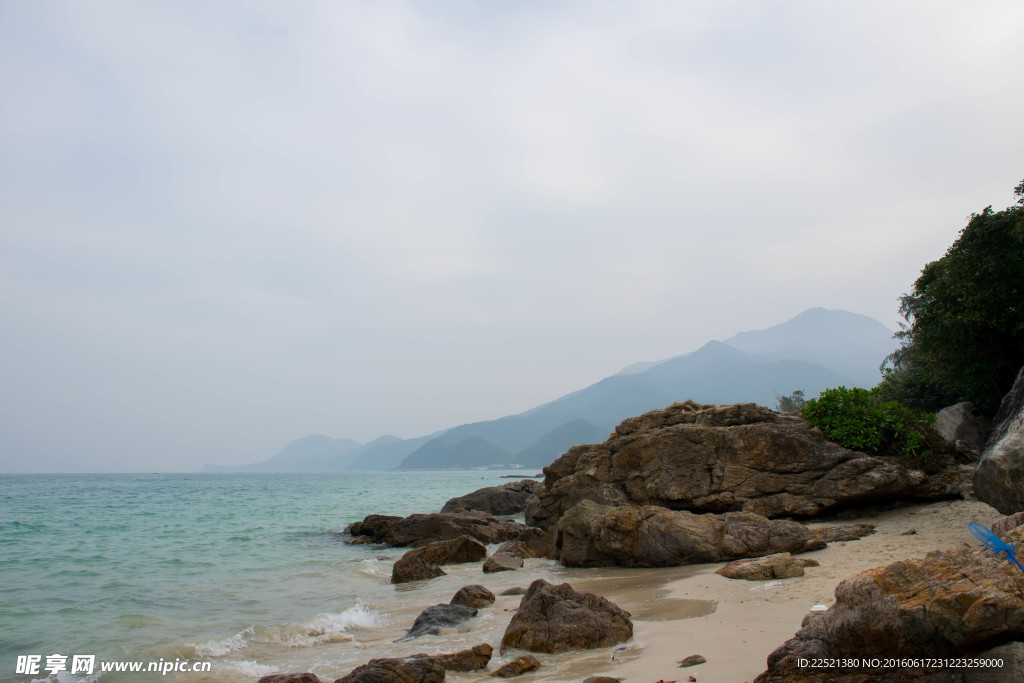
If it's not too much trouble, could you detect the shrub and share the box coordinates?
[799,386,937,462]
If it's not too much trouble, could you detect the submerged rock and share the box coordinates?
[527,402,960,529]
[500,579,632,654]
[402,535,487,565]
[335,656,445,682]
[975,366,1024,514]
[405,603,478,639]
[450,584,495,609]
[756,529,1024,681]
[416,644,493,672]
[441,480,541,516]
[346,510,527,548]
[553,500,824,567]
[483,552,524,573]
[495,527,551,559]
[391,556,446,584]
[258,675,323,683]
[490,654,540,678]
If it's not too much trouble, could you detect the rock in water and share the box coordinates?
[500,579,632,654]
[975,366,1024,514]
[483,552,523,573]
[441,480,541,515]
[490,654,540,678]
[429,643,493,672]
[405,603,478,639]
[449,584,495,609]
[335,656,445,682]
[716,553,807,580]
[755,532,1024,682]
[495,527,551,559]
[258,675,323,683]
[526,402,960,529]
[346,510,527,547]
[391,556,446,584]
[554,500,824,567]
[402,536,487,565]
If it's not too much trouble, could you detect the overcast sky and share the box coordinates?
[2,1,1022,473]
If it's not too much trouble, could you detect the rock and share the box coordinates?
[403,536,488,565]
[801,558,819,567]
[490,654,540,678]
[716,553,807,580]
[335,656,445,682]
[901,528,917,536]
[553,500,824,568]
[346,510,528,548]
[755,540,1024,681]
[526,402,960,529]
[678,654,706,667]
[965,641,1024,682]
[992,511,1024,537]
[813,522,876,543]
[501,586,527,596]
[450,584,495,609]
[975,367,1024,514]
[258,675,323,683]
[391,556,446,584]
[441,480,541,515]
[582,678,622,683]
[405,603,478,639]
[500,579,632,654]
[483,552,524,573]
[934,402,991,454]
[430,643,493,672]
[495,528,551,559]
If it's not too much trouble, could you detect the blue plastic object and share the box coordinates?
[968,522,1024,574]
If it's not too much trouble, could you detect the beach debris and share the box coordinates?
[677,654,706,667]
[390,556,446,584]
[430,642,493,672]
[483,552,524,573]
[809,604,828,612]
[611,645,628,660]
[748,580,782,591]
[969,522,1024,573]
[490,654,540,678]
[716,553,806,580]
[901,529,917,535]
[450,584,496,609]
[500,579,632,654]
[688,676,697,682]
[402,535,488,565]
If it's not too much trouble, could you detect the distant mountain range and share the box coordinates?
[201,307,897,473]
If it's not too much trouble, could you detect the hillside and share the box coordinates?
[201,434,362,473]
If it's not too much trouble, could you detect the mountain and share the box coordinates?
[514,419,608,467]
[346,434,437,471]
[399,435,512,469]
[202,434,362,472]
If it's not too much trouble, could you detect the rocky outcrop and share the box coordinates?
[258,675,323,683]
[490,655,540,678]
[975,367,1024,514]
[813,522,876,543]
[391,556,446,584]
[402,536,487,565]
[346,510,527,547]
[552,500,824,567]
[441,480,541,515]
[429,644,493,672]
[405,603,478,639]
[935,402,991,458]
[335,656,445,682]
[756,528,1024,682]
[500,579,632,654]
[483,552,524,573]
[716,553,815,580]
[450,584,495,609]
[495,528,551,559]
[526,402,960,529]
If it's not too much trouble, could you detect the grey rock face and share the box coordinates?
[345,510,527,548]
[441,479,541,516]
[934,402,991,453]
[975,367,1024,514]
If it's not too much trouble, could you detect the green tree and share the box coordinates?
[775,390,807,412]
[881,180,1024,414]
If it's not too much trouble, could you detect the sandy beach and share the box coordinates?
[434,498,1004,683]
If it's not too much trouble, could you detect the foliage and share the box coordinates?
[875,347,958,412]
[886,180,1024,415]
[800,386,937,462]
[775,390,807,412]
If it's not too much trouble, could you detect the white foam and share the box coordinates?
[222,659,278,678]
[188,626,253,656]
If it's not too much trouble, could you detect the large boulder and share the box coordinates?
[402,536,487,565]
[430,643,493,672]
[335,656,445,682]
[975,367,1024,514]
[495,528,551,559]
[526,402,960,529]
[552,500,824,567]
[346,510,527,547]
[391,556,446,584]
[483,552,524,573]
[934,402,991,456]
[450,584,495,609]
[500,579,632,654]
[756,528,1024,682]
[441,480,541,515]
[405,603,478,639]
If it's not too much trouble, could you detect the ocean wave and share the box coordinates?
[221,659,278,678]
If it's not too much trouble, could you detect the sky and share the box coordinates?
[1,1,1022,473]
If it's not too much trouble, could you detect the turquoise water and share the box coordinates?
[0,472,545,682]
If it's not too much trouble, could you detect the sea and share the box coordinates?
[2,471,662,683]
